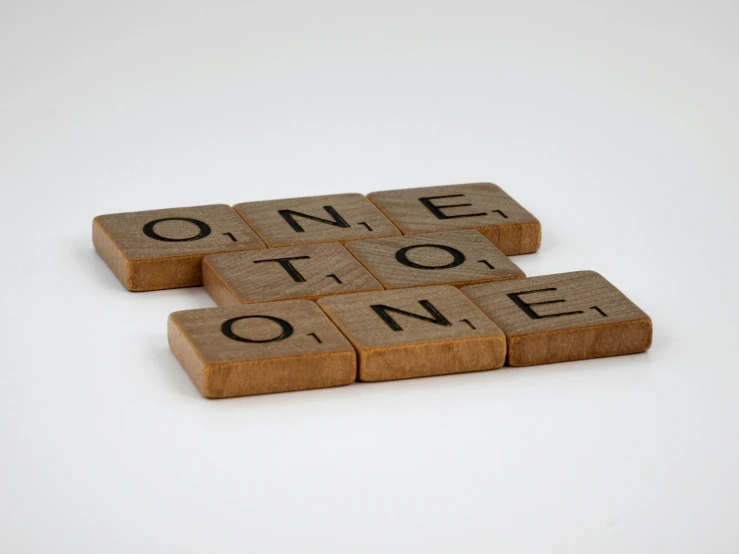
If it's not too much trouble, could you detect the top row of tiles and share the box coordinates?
[93,183,541,291]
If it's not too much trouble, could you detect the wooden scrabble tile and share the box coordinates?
[233,193,401,247]
[317,286,506,382]
[93,204,265,291]
[346,230,525,290]
[168,300,357,398]
[203,242,384,305]
[367,183,541,255]
[460,271,652,366]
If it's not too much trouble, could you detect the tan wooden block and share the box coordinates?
[168,300,357,398]
[93,204,265,291]
[346,230,525,290]
[367,183,541,255]
[460,271,652,366]
[317,286,506,382]
[203,242,384,305]
[233,193,401,247]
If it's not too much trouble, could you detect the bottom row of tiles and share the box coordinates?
[168,271,652,398]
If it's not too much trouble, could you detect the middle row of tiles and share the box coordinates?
[203,229,525,306]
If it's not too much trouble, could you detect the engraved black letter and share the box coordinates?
[278,206,351,233]
[142,218,211,242]
[395,244,466,270]
[221,315,294,343]
[253,256,311,283]
[418,194,487,220]
[507,288,583,320]
[370,300,452,332]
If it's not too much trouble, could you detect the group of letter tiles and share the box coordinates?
[93,183,652,399]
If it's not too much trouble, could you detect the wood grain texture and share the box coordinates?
[346,230,525,289]
[233,193,401,247]
[460,271,652,366]
[367,183,541,255]
[317,286,506,382]
[168,300,357,398]
[93,204,265,291]
[203,242,383,305]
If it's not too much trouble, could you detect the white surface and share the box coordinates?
[1,1,738,552]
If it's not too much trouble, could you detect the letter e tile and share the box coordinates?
[368,183,541,255]
[460,271,652,366]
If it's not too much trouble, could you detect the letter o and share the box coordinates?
[220,315,294,343]
[395,244,466,270]
[142,217,211,242]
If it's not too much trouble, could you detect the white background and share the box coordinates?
[1,1,738,552]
